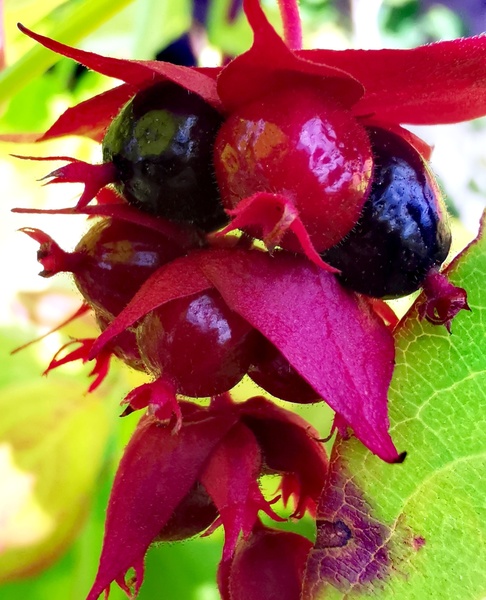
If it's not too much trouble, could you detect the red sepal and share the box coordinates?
[19,227,80,277]
[201,422,284,561]
[18,24,222,111]
[239,396,328,518]
[14,202,204,249]
[215,192,338,271]
[31,156,117,208]
[300,36,486,124]
[44,338,111,392]
[41,83,137,142]
[418,269,470,332]
[123,378,181,429]
[11,303,90,355]
[218,0,363,113]
[85,407,239,600]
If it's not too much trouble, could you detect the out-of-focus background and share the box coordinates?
[0,1,485,599]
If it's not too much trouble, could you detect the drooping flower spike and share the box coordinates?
[10,1,483,598]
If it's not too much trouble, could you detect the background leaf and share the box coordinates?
[0,379,112,584]
[305,216,486,599]
[0,0,135,103]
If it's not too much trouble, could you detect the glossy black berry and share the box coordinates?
[102,82,227,231]
[322,127,452,298]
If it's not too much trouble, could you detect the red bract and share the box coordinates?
[86,396,327,600]
[90,247,400,462]
[218,521,312,600]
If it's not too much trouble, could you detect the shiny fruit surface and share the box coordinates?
[322,127,452,298]
[136,289,257,397]
[74,218,184,316]
[102,82,227,231]
[214,84,373,251]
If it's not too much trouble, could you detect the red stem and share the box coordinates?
[277,0,303,50]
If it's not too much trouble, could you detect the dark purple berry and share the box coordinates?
[102,82,227,231]
[72,218,186,316]
[136,289,257,397]
[95,311,144,372]
[248,335,319,403]
[322,127,452,298]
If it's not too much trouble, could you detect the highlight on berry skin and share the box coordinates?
[4,0,485,598]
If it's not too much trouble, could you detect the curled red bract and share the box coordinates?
[86,397,327,599]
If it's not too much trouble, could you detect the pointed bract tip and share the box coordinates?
[393,451,407,464]
[19,226,74,277]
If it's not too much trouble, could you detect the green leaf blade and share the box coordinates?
[306,215,486,599]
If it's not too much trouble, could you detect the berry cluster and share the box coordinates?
[11,0,482,597]
[22,72,457,407]
[24,78,454,418]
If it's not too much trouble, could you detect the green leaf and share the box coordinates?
[0,379,111,584]
[0,0,135,103]
[305,215,486,599]
[132,0,192,60]
[137,537,222,600]
[206,0,253,57]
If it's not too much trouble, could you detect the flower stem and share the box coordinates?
[276,0,302,50]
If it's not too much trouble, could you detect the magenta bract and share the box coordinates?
[86,396,327,598]
[197,250,399,462]
[219,521,313,600]
[90,247,398,462]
